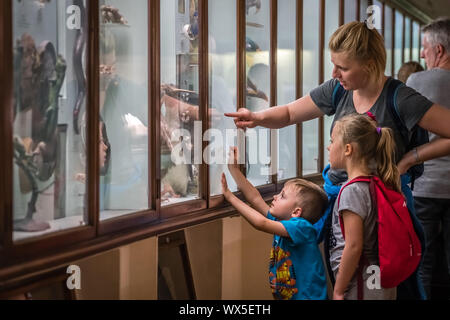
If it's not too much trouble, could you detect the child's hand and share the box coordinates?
[221,173,232,199]
[227,147,240,173]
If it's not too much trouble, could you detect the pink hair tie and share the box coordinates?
[367,112,377,122]
[377,127,382,135]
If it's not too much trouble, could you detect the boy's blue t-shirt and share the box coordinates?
[267,212,328,300]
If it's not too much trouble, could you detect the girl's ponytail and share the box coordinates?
[376,127,401,193]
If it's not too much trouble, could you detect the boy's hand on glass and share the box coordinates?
[227,146,240,173]
[221,173,232,199]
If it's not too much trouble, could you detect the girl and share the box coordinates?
[327,113,399,300]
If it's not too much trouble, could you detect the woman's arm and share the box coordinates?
[418,104,450,139]
[225,95,324,130]
[398,138,450,174]
[333,210,364,300]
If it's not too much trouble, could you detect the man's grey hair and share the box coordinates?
[422,17,450,54]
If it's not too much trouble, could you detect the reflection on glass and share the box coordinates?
[385,6,393,76]
[99,0,149,219]
[161,0,200,205]
[323,0,339,169]
[12,0,87,241]
[302,0,320,175]
[277,0,297,181]
[344,0,357,23]
[412,21,420,62]
[394,11,404,77]
[404,17,411,63]
[245,0,271,186]
[208,0,238,196]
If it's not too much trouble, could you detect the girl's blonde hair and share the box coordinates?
[329,21,386,81]
[335,114,401,193]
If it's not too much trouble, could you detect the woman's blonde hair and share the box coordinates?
[335,113,401,193]
[329,21,387,81]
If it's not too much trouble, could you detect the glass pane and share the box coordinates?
[12,0,88,241]
[208,0,238,196]
[323,0,339,169]
[344,0,357,24]
[99,0,149,220]
[394,10,403,78]
[385,6,393,76]
[302,0,320,175]
[160,0,201,205]
[404,17,411,63]
[412,21,420,62]
[360,0,368,22]
[324,0,339,82]
[277,0,297,181]
[245,0,271,186]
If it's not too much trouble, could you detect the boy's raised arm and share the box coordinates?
[221,174,289,238]
[227,147,270,215]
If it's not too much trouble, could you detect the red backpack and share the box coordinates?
[337,176,422,290]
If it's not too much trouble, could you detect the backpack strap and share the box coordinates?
[336,176,372,300]
[386,78,409,145]
[332,82,346,112]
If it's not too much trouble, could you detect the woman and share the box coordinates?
[226,21,450,299]
[226,22,450,172]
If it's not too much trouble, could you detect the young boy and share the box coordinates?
[221,147,328,300]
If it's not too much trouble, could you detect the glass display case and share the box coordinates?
[0,0,430,284]
[277,0,297,181]
[302,0,320,175]
[245,0,271,187]
[12,0,88,241]
[160,0,201,206]
[208,0,238,196]
[98,0,150,220]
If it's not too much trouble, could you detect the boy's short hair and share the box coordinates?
[284,179,328,225]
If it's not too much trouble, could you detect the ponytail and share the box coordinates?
[376,127,402,193]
